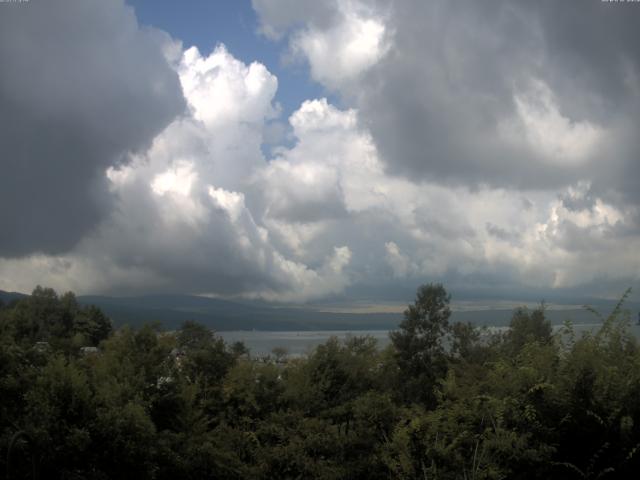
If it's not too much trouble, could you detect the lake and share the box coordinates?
[219,330,392,357]
[219,322,640,357]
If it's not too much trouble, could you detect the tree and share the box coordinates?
[506,305,552,353]
[74,305,112,346]
[178,320,214,351]
[177,320,235,416]
[390,283,451,406]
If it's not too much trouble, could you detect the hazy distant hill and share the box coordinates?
[0,290,27,305]
[76,294,625,331]
[77,294,403,331]
[3,289,635,331]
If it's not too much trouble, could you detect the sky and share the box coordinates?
[0,0,639,306]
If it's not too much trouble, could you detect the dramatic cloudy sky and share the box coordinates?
[1,0,639,304]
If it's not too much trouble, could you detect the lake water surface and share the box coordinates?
[219,323,640,357]
[219,330,392,357]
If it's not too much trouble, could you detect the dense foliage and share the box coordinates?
[2,285,640,479]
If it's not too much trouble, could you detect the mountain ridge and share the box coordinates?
[3,289,634,331]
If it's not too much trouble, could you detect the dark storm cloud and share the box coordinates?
[0,0,637,301]
[486,223,517,244]
[0,0,185,257]
[252,0,338,38]
[521,1,640,211]
[355,0,640,192]
[560,188,596,213]
[248,0,640,299]
[521,0,640,120]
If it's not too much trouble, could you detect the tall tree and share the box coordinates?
[390,283,451,406]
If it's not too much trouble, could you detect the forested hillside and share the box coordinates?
[1,285,640,479]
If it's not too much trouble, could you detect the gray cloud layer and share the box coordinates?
[254,0,640,196]
[0,0,184,256]
[0,0,638,303]
[361,1,639,193]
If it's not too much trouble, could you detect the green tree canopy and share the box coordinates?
[390,283,452,406]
